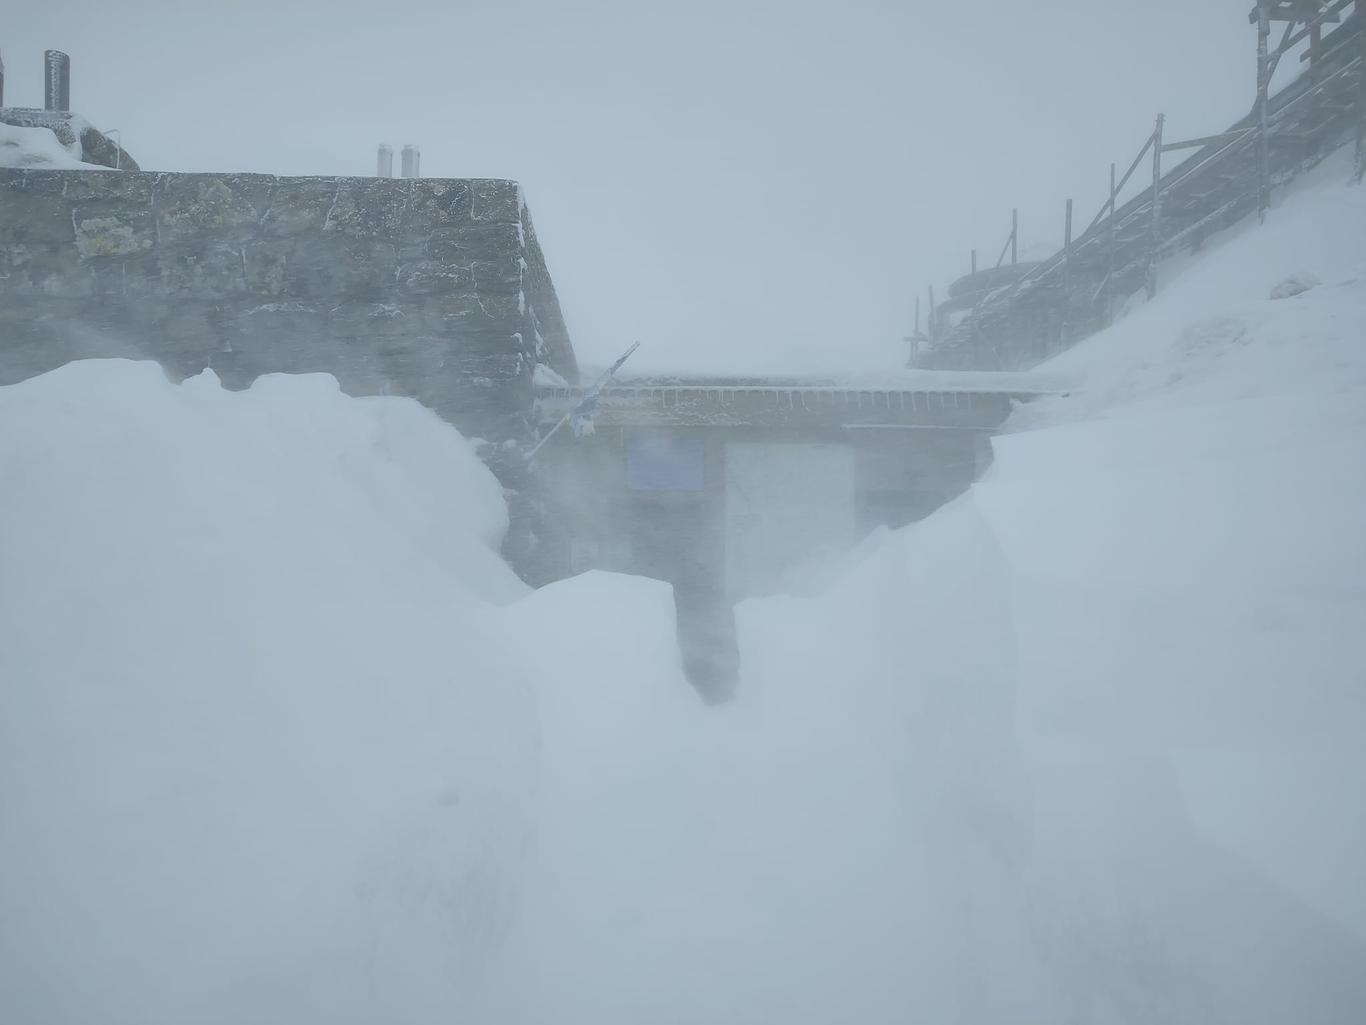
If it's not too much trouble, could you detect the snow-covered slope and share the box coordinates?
[482,150,1366,1023]
[986,145,1366,957]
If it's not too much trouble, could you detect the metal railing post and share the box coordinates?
[1104,161,1116,321]
[1356,2,1366,182]
[1257,2,1272,219]
[105,129,122,169]
[1147,114,1164,299]
[1062,197,1073,347]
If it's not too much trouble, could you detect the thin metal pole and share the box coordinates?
[1062,197,1073,347]
[971,249,977,275]
[1103,161,1117,320]
[1063,198,1073,268]
[1147,114,1164,299]
[1357,2,1366,183]
[1257,2,1272,220]
[1010,208,1018,265]
[909,296,922,366]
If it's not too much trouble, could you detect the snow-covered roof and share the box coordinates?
[534,376,1043,431]
[0,120,102,170]
[603,369,1072,394]
[0,108,137,170]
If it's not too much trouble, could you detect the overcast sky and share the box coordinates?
[6,1,1260,373]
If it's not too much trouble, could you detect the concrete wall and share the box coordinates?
[0,168,578,447]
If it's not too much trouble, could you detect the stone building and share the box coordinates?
[1,108,578,566]
[1,103,1043,697]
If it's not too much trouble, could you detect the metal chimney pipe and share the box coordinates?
[377,144,394,178]
[400,144,420,178]
[44,50,70,111]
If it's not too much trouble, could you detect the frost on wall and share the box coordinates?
[0,169,576,448]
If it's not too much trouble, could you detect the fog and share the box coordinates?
[6,0,1255,370]
[4,3,1366,1023]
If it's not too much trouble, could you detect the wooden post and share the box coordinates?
[1256,1,1272,221]
[1147,114,1164,299]
[1010,208,1018,265]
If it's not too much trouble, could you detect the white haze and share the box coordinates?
[5,0,1259,371]
[3,146,1365,1023]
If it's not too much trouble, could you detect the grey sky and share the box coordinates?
[6,1,1258,372]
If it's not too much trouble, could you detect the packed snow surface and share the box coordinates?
[0,121,101,170]
[2,149,1365,1023]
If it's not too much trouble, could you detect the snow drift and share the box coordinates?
[0,362,533,1023]
[0,121,105,170]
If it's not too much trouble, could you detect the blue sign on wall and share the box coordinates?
[625,438,706,492]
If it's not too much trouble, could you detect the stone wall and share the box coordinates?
[0,169,579,446]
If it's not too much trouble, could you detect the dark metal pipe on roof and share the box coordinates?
[44,50,70,111]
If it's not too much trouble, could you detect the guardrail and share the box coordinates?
[914,1,1365,371]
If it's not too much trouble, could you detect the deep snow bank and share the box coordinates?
[493,147,1366,1023]
[995,147,1366,948]
[772,147,1366,1019]
[0,361,533,1023]
[477,141,1366,1023]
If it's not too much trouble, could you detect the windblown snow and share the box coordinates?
[2,148,1364,1024]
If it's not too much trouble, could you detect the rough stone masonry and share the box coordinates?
[0,162,581,570]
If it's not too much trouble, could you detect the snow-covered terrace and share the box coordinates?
[535,370,1068,430]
